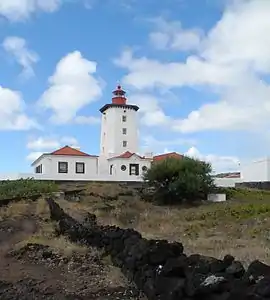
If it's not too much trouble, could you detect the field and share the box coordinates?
[59,183,270,266]
[1,180,270,298]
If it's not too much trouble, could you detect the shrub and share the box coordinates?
[143,157,215,204]
[0,178,58,201]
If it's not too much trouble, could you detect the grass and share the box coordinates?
[0,197,95,258]
[58,183,270,266]
[3,182,270,266]
[0,179,58,201]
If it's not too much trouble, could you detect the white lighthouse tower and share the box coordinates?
[99,85,139,158]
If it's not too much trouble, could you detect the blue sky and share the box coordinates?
[0,0,269,173]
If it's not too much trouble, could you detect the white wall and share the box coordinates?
[0,171,243,186]
[32,155,98,180]
[214,178,242,187]
[241,158,270,182]
[100,106,139,157]
[106,156,152,181]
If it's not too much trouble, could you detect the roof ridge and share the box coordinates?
[51,145,96,157]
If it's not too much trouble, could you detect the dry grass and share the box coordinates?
[0,197,97,258]
[0,201,34,221]
[3,184,270,266]
[58,184,270,265]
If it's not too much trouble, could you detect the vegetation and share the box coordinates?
[58,183,270,265]
[143,157,215,204]
[0,178,58,201]
[3,179,270,265]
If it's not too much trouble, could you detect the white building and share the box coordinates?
[31,85,183,181]
[241,157,270,182]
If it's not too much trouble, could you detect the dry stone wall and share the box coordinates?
[236,181,270,190]
[46,197,270,300]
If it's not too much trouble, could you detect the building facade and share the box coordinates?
[31,85,182,181]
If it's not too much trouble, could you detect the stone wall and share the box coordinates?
[236,181,270,190]
[46,197,270,300]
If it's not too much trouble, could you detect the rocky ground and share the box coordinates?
[0,200,146,300]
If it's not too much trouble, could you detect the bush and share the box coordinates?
[0,178,58,201]
[143,157,215,204]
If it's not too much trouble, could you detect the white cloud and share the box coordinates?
[185,146,240,173]
[202,0,270,73]
[26,151,44,161]
[148,17,203,51]
[38,51,102,124]
[0,86,38,130]
[2,36,39,78]
[74,115,100,124]
[0,0,62,21]
[27,136,79,151]
[129,93,171,127]
[141,134,196,153]
[114,49,243,90]
[115,0,270,133]
[26,135,79,161]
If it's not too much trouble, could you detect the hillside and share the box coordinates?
[1,180,270,298]
[58,182,270,266]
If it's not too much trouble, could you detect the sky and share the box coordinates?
[0,0,269,174]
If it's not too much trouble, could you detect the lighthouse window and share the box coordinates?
[122,128,127,135]
[123,141,127,147]
[122,115,127,122]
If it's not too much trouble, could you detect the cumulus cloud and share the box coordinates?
[26,135,79,161]
[185,147,240,173]
[2,36,39,78]
[148,17,203,51]
[38,51,102,124]
[27,136,79,151]
[0,86,38,130]
[141,134,195,153]
[0,0,62,21]
[26,151,44,162]
[129,93,172,127]
[115,0,270,133]
[74,115,100,124]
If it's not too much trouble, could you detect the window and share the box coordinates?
[110,164,114,175]
[58,161,68,173]
[76,162,85,174]
[122,128,127,135]
[121,165,126,171]
[142,166,148,172]
[129,164,139,176]
[122,115,127,122]
[35,164,42,174]
[123,141,127,147]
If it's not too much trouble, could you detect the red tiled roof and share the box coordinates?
[110,151,144,159]
[51,145,97,157]
[225,173,241,178]
[153,152,183,162]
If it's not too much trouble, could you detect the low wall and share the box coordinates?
[236,181,270,190]
[214,178,242,187]
[0,173,242,188]
[46,197,270,300]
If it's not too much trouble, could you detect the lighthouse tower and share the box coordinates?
[99,85,139,158]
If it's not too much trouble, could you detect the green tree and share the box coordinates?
[143,157,215,205]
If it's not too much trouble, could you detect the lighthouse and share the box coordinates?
[99,85,139,158]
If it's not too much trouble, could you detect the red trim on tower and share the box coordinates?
[112,85,127,105]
